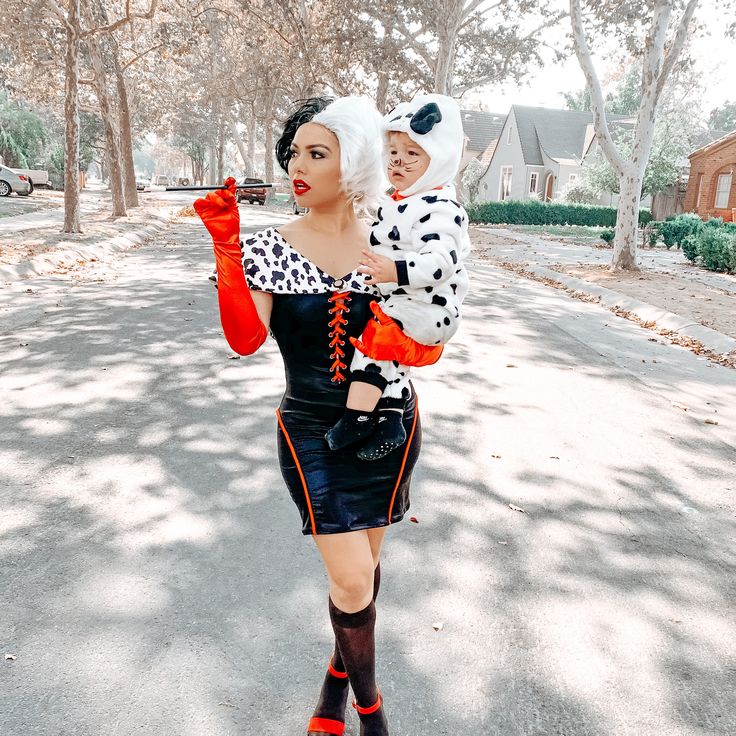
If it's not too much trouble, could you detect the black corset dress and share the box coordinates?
[244,227,421,535]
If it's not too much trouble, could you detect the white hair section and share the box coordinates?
[312,96,387,207]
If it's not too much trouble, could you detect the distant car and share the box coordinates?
[10,168,49,193]
[0,165,31,196]
[136,177,151,191]
[153,175,169,186]
[176,177,191,186]
[236,177,267,205]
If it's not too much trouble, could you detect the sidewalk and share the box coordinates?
[471,226,736,366]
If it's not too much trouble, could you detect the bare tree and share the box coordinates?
[570,0,700,270]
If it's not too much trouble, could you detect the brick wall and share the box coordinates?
[684,135,736,221]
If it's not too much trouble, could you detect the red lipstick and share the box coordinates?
[293,179,311,195]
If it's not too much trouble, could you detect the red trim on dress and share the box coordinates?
[387,396,419,523]
[276,409,317,535]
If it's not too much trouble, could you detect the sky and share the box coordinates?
[462,2,731,120]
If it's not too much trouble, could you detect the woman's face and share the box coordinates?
[288,122,344,208]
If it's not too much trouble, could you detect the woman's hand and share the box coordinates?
[358,250,398,285]
[193,176,240,246]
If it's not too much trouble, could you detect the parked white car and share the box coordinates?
[10,168,49,192]
[0,165,31,196]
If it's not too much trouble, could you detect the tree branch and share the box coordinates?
[657,0,698,98]
[81,0,158,39]
[44,0,72,31]
[121,42,165,71]
[569,0,625,175]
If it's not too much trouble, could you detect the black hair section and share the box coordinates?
[275,96,335,173]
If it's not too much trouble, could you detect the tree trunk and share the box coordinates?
[612,168,641,270]
[246,107,256,176]
[434,1,463,95]
[229,114,249,176]
[87,35,126,216]
[63,0,82,233]
[263,90,275,197]
[376,72,389,113]
[216,115,225,182]
[114,60,139,207]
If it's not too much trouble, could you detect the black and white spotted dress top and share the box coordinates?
[243,227,422,535]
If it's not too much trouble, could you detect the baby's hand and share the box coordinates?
[358,250,398,284]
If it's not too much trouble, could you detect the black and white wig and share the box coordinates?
[276,96,385,207]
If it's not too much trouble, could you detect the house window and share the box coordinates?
[695,173,704,209]
[499,166,512,200]
[529,172,538,194]
[715,173,732,209]
[569,173,578,184]
[507,126,513,145]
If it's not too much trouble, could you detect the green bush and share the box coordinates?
[655,213,703,249]
[678,216,736,271]
[600,229,615,244]
[697,228,736,272]
[682,233,699,263]
[466,199,652,227]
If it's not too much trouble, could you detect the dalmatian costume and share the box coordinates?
[351,94,471,399]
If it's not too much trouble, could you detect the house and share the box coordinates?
[683,129,736,221]
[459,109,505,171]
[477,106,606,203]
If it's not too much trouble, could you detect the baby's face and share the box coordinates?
[387,132,430,191]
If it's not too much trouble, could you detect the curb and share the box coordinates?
[521,263,736,356]
[0,208,174,282]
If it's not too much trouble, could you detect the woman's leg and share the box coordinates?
[312,530,389,735]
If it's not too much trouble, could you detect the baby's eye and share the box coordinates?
[408,150,418,156]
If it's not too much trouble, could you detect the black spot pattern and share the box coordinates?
[377,207,383,221]
[454,215,462,226]
[450,250,458,264]
[242,228,373,296]
[419,213,431,223]
[388,226,400,241]
[433,269,443,280]
[431,295,447,307]
[370,232,381,246]
[421,233,440,242]
[398,203,408,213]
[422,195,438,204]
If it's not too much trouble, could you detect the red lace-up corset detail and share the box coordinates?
[328,290,351,383]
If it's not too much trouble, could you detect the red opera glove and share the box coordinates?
[194,178,267,355]
[350,301,444,367]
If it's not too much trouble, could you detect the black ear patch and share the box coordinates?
[410,102,442,135]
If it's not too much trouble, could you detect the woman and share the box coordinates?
[194,96,438,736]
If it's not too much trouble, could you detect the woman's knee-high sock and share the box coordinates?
[329,599,388,734]
[308,564,382,732]
[332,562,380,672]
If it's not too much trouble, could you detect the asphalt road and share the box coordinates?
[1,209,734,735]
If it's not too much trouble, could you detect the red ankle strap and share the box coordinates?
[327,660,348,679]
[307,716,346,735]
[352,691,382,715]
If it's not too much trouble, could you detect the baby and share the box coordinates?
[326,93,470,460]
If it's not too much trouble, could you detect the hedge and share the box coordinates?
[678,216,736,272]
[465,199,652,227]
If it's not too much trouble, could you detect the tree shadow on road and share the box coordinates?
[0,222,735,735]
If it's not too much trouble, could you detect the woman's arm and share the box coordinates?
[251,290,273,330]
[194,181,269,355]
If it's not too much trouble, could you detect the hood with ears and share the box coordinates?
[382,93,465,197]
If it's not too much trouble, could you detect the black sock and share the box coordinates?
[329,599,388,736]
[357,398,407,461]
[332,562,380,673]
[325,408,377,450]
